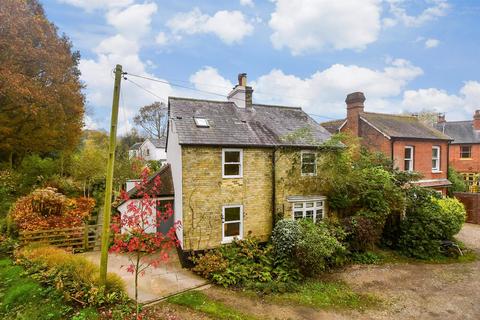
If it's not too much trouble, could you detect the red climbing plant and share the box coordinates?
[110,167,180,317]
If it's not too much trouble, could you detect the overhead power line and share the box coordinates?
[123,72,337,120]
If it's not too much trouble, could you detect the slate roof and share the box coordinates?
[150,136,167,148]
[434,121,480,144]
[129,142,142,150]
[321,112,452,140]
[320,119,345,134]
[168,97,333,147]
[116,164,174,208]
[361,113,451,140]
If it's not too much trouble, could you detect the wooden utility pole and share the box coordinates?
[99,64,123,285]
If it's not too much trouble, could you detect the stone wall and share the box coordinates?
[181,146,273,251]
[181,146,329,251]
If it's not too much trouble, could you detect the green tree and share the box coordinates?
[133,102,168,138]
[71,139,106,197]
[0,0,85,166]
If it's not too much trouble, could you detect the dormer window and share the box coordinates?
[194,118,209,127]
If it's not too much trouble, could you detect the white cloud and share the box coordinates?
[386,0,449,27]
[155,32,168,46]
[269,0,382,55]
[58,0,133,12]
[250,58,422,117]
[240,0,254,7]
[166,8,254,44]
[189,67,234,94]
[106,2,157,39]
[84,115,99,130]
[401,81,480,120]
[425,38,440,48]
[78,2,173,134]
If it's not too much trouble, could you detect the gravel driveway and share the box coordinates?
[333,223,480,320]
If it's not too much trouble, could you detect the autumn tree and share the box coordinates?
[133,102,168,138]
[0,0,85,166]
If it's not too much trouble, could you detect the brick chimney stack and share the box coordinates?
[474,110,480,130]
[437,113,446,124]
[228,73,253,109]
[345,92,366,136]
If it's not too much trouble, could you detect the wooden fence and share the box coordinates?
[453,192,480,224]
[19,224,103,252]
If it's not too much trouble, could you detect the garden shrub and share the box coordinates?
[271,219,301,259]
[44,174,82,197]
[10,188,95,231]
[343,214,383,252]
[398,187,466,259]
[15,245,128,307]
[192,238,301,293]
[0,169,19,219]
[295,220,346,276]
[18,154,59,192]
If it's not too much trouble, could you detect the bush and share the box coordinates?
[295,220,346,276]
[10,188,95,231]
[15,245,128,307]
[398,189,466,259]
[18,155,59,192]
[192,239,301,293]
[0,169,19,218]
[343,215,383,252]
[271,219,301,259]
[448,168,467,193]
[0,235,18,255]
[350,251,382,264]
[44,175,82,197]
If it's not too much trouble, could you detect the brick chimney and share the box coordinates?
[345,92,365,136]
[228,73,253,109]
[474,110,480,130]
[437,113,446,124]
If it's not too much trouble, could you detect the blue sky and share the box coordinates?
[42,0,480,133]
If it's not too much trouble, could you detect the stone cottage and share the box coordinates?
[166,73,337,251]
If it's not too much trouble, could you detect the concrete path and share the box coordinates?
[82,250,208,303]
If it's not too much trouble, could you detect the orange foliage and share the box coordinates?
[11,188,95,231]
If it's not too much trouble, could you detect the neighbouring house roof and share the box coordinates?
[320,119,345,134]
[411,178,452,188]
[434,121,480,144]
[129,142,142,150]
[168,97,333,147]
[115,164,174,208]
[321,113,452,140]
[149,136,167,148]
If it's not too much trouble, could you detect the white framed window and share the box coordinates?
[460,145,472,159]
[292,200,325,223]
[222,149,243,178]
[432,146,441,172]
[404,146,414,172]
[301,151,316,176]
[222,205,243,243]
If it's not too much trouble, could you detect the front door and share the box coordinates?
[156,199,174,235]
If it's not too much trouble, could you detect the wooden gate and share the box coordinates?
[454,192,480,224]
[19,224,103,252]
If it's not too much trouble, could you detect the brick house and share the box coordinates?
[322,92,452,194]
[435,111,480,192]
[166,74,337,251]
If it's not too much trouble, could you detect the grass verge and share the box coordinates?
[167,290,259,320]
[368,248,477,265]
[0,257,98,320]
[267,280,381,311]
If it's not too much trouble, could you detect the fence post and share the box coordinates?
[83,222,89,251]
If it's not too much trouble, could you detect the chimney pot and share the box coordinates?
[344,92,365,137]
[228,72,253,109]
[238,73,247,86]
[437,113,446,123]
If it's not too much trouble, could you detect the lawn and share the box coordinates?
[0,256,98,320]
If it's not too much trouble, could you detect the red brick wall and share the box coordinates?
[340,116,392,155]
[392,140,449,181]
[449,144,480,174]
[453,192,480,224]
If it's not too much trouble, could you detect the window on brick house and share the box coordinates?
[432,146,441,172]
[460,146,472,159]
[292,200,325,223]
[222,205,243,243]
[301,151,316,176]
[222,149,243,178]
[404,146,414,172]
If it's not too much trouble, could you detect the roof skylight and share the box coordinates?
[194,118,209,127]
